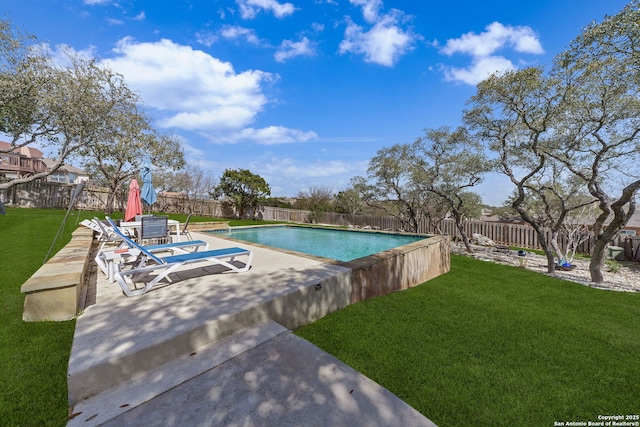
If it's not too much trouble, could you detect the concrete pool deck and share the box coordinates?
[66,230,443,426]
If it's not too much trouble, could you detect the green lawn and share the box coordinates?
[0,207,281,426]
[296,255,640,427]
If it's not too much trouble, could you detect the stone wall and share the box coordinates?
[346,235,450,303]
[21,227,94,321]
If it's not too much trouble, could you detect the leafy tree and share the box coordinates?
[366,143,427,232]
[465,1,640,283]
[547,1,640,283]
[334,176,369,218]
[0,20,44,150]
[215,169,270,218]
[0,19,183,213]
[80,116,185,212]
[465,67,597,272]
[464,67,564,272]
[412,126,490,252]
[0,23,101,188]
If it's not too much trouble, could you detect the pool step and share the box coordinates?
[67,300,282,406]
[67,321,288,427]
[67,264,353,407]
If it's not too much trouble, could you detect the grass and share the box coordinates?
[0,207,282,427]
[0,208,78,427]
[295,255,640,427]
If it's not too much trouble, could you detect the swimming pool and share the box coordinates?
[210,226,426,262]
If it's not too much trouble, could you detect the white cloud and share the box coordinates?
[258,157,368,195]
[83,0,111,4]
[441,22,544,57]
[439,21,544,85]
[132,11,145,21]
[221,126,319,145]
[349,0,383,24]
[195,31,218,47]
[106,18,124,26]
[443,56,516,85]
[275,37,315,62]
[236,0,296,19]
[103,38,271,130]
[339,11,415,67]
[102,38,317,145]
[161,108,259,131]
[219,25,265,46]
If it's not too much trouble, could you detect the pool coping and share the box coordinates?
[207,224,449,304]
[207,223,435,267]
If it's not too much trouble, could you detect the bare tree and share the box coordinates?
[559,205,596,264]
[294,186,334,223]
[168,164,217,214]
[82,131,184,213]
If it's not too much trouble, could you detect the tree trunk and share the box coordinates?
[105,190,116,214]
[549,230,565,264]
[544,251,557,274]
[589,239,607,284]
[453,212,474,253]
[515,207,557,274]
[587,185,638,283]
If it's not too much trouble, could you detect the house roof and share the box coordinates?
[626,209,640,229]
[40,158,88,175]
[0,141,44,158]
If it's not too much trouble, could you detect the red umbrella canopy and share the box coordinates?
[125,179,143,222]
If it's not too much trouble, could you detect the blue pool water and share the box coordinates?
[211,226,425,262]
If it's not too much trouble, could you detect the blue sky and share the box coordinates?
[4,0,631,205]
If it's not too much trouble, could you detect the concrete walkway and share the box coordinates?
[67,231,437,426]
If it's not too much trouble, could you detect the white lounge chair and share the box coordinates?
[95,237,211,283]
[85,218,210,277]
[106,217,253,296]
[81,217,134,252]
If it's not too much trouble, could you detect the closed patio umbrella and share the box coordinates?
[124,179,142,222]
[140,156,157,210]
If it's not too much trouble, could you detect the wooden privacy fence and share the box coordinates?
[0,181,225,216]
[3,180,638,259]
[291,210,636,259]
[0,180,76,209]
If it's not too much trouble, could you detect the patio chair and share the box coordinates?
[95,237,211,282]
[141,215,169,244]
[170,213,193,241]
[106,217,253,296]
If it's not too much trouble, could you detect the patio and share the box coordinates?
[66,230,440,426]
